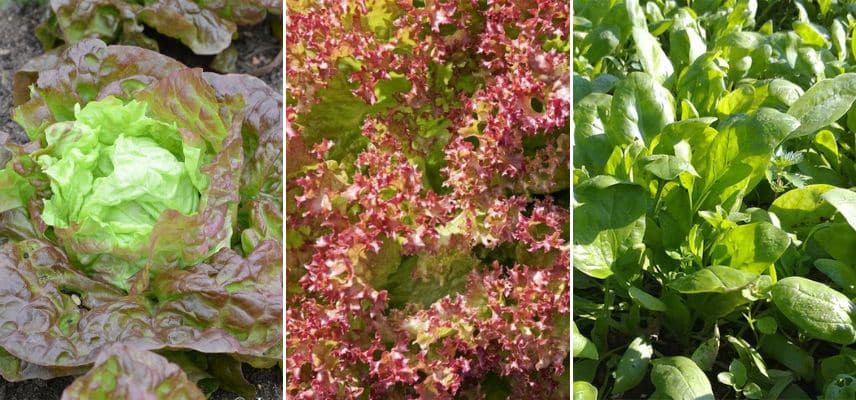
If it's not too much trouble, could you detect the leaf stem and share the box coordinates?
[651,179,665,216]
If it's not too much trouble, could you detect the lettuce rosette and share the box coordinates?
[0,39,282,398]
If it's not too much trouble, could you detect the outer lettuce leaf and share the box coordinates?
[60,344,206,400]
[0,239,281,373]
[202,72,283,254]
[137,0,236,55]
[0,347,87,382]
[203,72,283,202]
[0,169,33,214]
[45,0,156,50]
[152,240,284,365]
[137,69,239,154]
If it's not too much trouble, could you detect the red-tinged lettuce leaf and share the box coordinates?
[13,40,185,139]
[152,240,284,366]
[137,68,241,153]
[37,0,158,51]
[137,0,235,56]
[203,72,283,202]
[0,239,281,374]
[60,344,206,400]
[0,347,87,382]
[11,48,62,107]
[202,73,283,255]
[0,209,38,242]
[45,0,123,47]
[209,0,278,25]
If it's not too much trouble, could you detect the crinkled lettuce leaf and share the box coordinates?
[0,239,281,376]
[202,71,283,202]
[60,344,206,400]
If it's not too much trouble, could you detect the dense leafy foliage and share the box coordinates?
[574,0,856,398]
[286,0,570,398]
[0,39,282,398]
[35,0,281,69]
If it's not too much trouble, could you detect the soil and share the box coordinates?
[0,3,283,400]
[0,3,43,144]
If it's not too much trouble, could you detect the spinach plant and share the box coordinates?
[575,0,856,398]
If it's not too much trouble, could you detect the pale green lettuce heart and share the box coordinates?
[36,97,209,286]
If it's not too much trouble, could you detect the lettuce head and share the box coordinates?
[0,39,282,398]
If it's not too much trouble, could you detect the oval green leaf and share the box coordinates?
[787,73,856,138]
[628,286,667,311]
[613,337,653,393]
[573,381,598,400]
[772,277,856,344]
[650,356,714,400]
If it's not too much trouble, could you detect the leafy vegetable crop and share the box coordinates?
[0,39,282,398]
[574,0,856,398]
[36,0,282,69]
[287,0,570,398]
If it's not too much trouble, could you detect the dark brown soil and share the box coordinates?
[0,3,282,400]
[0,3,43,144]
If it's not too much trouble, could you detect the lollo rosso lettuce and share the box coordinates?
[0,39,282,397]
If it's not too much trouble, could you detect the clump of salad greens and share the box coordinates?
[0,39,282,398]
[575,0,856,398]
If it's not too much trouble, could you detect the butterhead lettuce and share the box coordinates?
[0,39,282,398]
